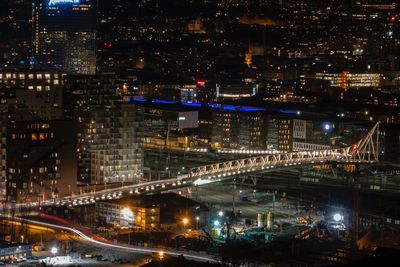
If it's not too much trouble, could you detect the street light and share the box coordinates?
[196,216,200,229]
[158,250,165,260]
[182,217,189,230]
[218,211,223,217]
[213,220,220,227]
[333,213,343,222]
[51,247,58,256]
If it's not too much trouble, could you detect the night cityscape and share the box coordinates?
[0,0,399,266]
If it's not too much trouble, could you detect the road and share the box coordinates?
[2,215,218,264]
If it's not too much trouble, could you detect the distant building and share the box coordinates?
[0,70,65,120]
[277,118,292,152]
[292,119,332,151]
[276,117,371,152]
[96,200,160,229]
[216,83,258,100]
[33,0,97,74]
[315,72,381,91]
[140,104,198,151]
[96,193,209,230]
[0,71,65,90]
[0,242,32,262]
[196,80,216,103]
[212,110,266,150]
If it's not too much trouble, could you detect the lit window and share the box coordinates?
[36,74,42,79]
[31,133,37,140]
[39,133,45,140]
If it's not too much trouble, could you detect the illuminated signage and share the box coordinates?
[48,0,80,6]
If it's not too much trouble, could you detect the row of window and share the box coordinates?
[0,73,60,80]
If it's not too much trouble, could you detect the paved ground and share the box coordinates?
[192,181,322,225]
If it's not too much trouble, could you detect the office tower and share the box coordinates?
[33,0,96,74]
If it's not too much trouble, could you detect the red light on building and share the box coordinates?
[103,42,113,48]
[196,80,206,87]
[351,144,358,151]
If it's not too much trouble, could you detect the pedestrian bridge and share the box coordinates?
[44,122,381,207]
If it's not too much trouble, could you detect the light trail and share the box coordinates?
[2,215,218,263]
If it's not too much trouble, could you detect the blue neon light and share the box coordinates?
[272,109,298,115]
[127,97,264,112]
[238,107,265,112]
[207,104,221,109]
[131,97,146,102]
[182,102,202,107]
[223,105,236,111]
[48,0,80,6]
[152,99,175,105]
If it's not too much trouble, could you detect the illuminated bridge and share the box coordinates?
[42,122,381,207]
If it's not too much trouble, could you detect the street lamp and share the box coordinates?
[213,220,220,227]
[333,213,343,222]
[51,247,58,256]
[196,216,200,229]
[182,217,189,230]
[158,250,165,260]
[218,211,223,217]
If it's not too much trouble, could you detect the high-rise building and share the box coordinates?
[64,74,143,185]
[4,119,77,203]
[33,0,97,74]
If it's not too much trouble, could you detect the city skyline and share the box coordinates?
[0,1,399,266]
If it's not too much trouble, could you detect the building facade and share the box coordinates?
[96,201,160,229]
[212,110,266,150]
[64,74,143,185]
